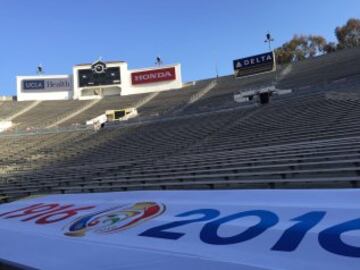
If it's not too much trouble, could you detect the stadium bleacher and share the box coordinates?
[0,101,33,120]
[1,47,360,202]
[14,100,90,129]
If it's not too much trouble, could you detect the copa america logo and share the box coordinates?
[63,202,165,237]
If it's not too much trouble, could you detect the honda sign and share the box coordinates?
[131,67,176,85]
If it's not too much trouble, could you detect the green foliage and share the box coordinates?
[275,35,327,64]
[335,18,360,49]
[274,18,360,65]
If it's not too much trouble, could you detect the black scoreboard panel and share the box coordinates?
[78,67,121,87]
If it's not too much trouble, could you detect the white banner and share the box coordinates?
[0,189,359,270]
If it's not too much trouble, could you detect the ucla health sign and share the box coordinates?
[233,51,275,78]
[0,189,359,270]
[23,79,71,91]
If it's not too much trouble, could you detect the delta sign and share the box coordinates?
[233,51,275,78]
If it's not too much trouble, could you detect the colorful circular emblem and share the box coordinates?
[63,202,165,237]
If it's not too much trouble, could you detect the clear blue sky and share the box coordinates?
[0,0,359,95]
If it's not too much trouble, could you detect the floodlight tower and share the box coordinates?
[264,32,274,51]
[264,32,278,84]
[155,56,163,66]
[214,52,219,79]
[36,64,44,75]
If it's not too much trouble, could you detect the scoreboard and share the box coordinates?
[78,61,121,87]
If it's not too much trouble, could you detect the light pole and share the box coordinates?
[155,56,162,66]
[265,32,278,84]
[36,64,44,75]
[265,32,274,51]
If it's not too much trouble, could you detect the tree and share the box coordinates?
[273,17,360,65]
[275,35,327,64]
[307,35,327,56]
[335,18,360,49]
[323,42,337,54]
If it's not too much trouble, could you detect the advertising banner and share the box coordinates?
[0,189,359,270]
[131,67,176,85]
[22,79,71,92]
[233,51,275,78]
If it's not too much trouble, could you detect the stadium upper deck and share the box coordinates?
[2,47,360,131]
[0,47,360,202]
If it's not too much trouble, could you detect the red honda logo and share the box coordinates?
[131,67,176,85]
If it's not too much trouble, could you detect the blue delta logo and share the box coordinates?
[233,51,274,70]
